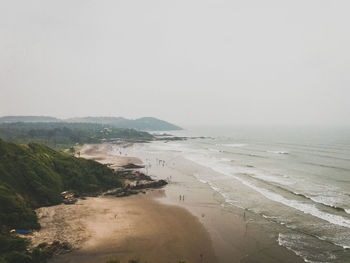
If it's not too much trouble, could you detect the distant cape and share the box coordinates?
[0,116,182,131]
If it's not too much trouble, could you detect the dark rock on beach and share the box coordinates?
[118,170,153,181]
[131,179,168,190]
[121,163,145,169]
[104,179,168,197]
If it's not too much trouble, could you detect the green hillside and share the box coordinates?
[0,122,153,149]
[0,116,182,131]
[0,116,60,123]
[66,116,182,131]
[0,139,122,262]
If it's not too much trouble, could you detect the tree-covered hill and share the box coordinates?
[0,116,182,131]
[0,139,123,262]
[0,122,153,149]
[66,116,182,131]
[0,116,60,123]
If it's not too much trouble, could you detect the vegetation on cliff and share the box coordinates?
[66,116,182,131]
[0,139,122,262]
[0,122,153,149]
[0,116,182,131]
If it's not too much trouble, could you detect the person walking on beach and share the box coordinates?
[179,195,182,201]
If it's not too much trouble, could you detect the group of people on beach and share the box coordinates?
[179,195,185,201]
[156,158,166,167]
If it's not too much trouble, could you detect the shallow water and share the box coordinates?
[135,127,350,263]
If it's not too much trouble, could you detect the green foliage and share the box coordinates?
[0,229,30,263]
[0,122,153,149]
[0,231,53,263]
[2,251,32,263]
[30,245,53,263]
[0,116,59,123]
[0,116,182,131]
[66,116,182,131]
[0,139,122,229]
[0,232,29,254]
[0,139,124,262]
[0,184,40,230]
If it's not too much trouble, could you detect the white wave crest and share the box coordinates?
[185,154,350,229]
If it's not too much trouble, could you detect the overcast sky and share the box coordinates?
[1,0,349,127]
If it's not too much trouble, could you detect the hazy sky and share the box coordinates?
[1,0,349,127]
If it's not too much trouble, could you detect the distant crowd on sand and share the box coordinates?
[115,147,187,203]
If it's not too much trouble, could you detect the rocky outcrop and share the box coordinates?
[131,179,168,190]
[121,163,145,169]
[118,170,153,181]
[104,174,168,197]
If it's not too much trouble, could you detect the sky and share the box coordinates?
[1,0,350,127]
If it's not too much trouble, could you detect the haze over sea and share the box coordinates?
[147,126,350,263]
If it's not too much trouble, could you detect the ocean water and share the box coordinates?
[148,127,350,263]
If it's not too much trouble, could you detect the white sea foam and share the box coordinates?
[187,151,294,186]
[192,172,242,207]
[334,243,350,249]
[149,141,350,229]
[267,150,289,154]
[198,179,208,184]
[277,233,328,263]
[309,195,342,209]
[147,139,350,261]
[244,170,294,186]
[185,153,350,229]
[297,193,350,215]
[207,147,221,153]
[224,143,247,147]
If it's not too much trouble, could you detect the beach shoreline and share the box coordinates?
[31,142,216,263]
[32,142,304,263]
[117,141,305,263]
[42,192,216,263]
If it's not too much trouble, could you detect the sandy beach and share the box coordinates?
[31,143,216,263]
[41,193,215,263]
[79,143,143,170]
[31,142,303,263]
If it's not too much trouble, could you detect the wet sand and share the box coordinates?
[123,142,305,263]
[45,192,216,263]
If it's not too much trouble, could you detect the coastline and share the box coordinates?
[32,142,304,263]
[32,142,216,263]
[120,141,305,263]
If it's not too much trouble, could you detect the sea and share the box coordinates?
[140,126,350,263]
